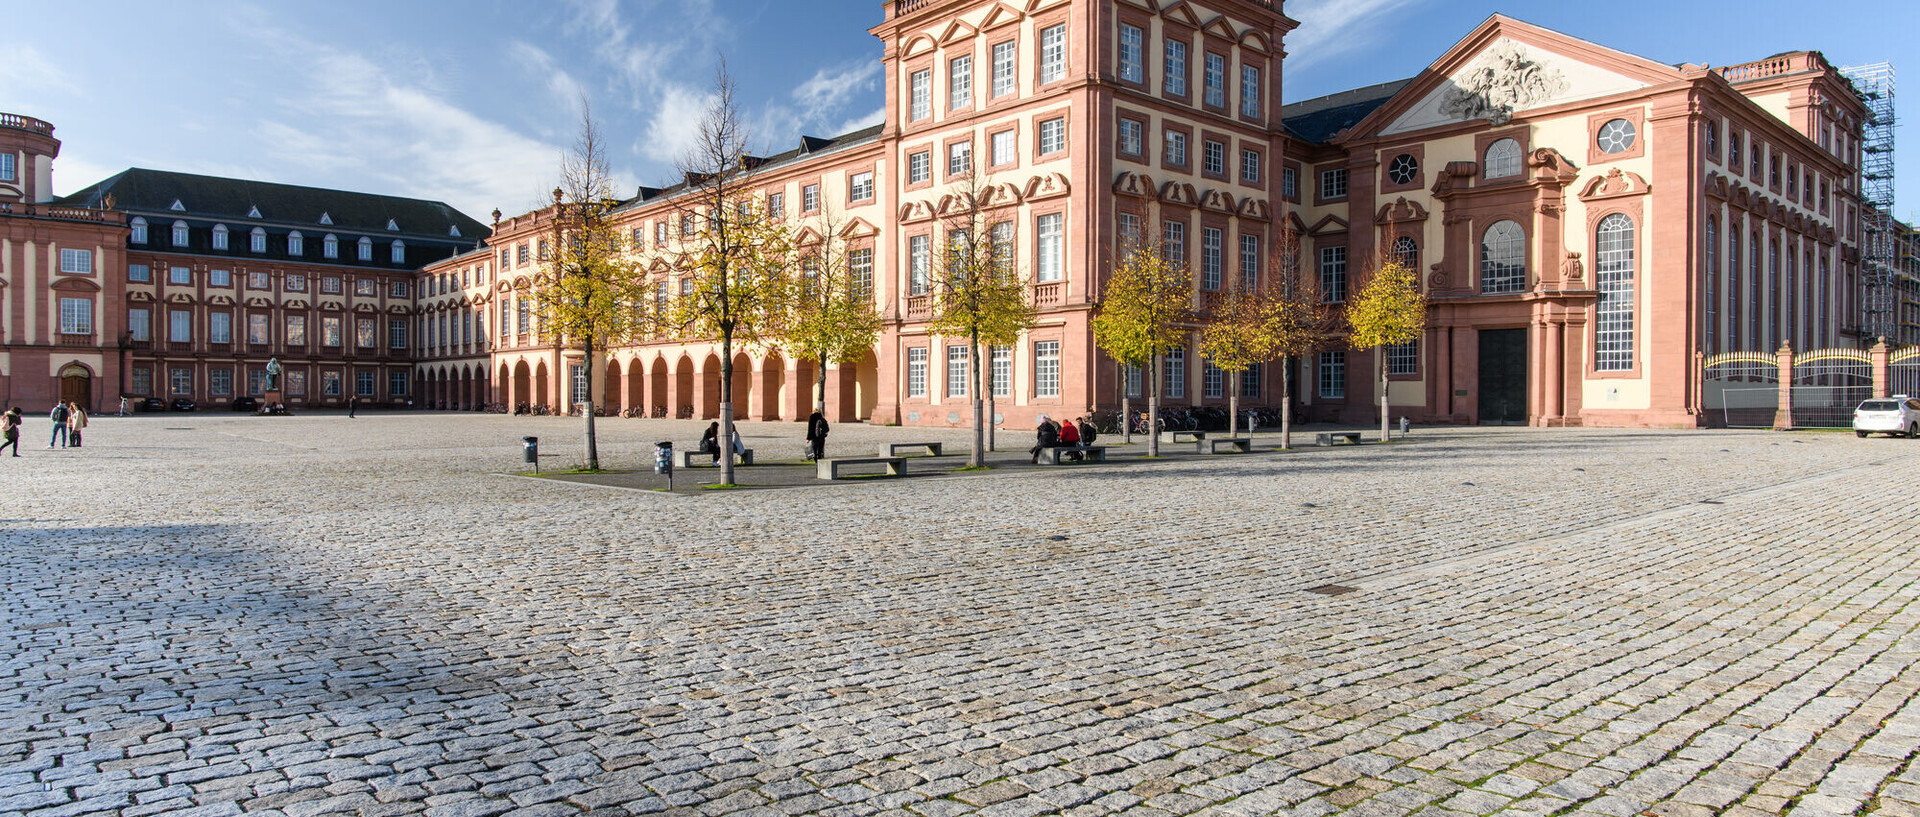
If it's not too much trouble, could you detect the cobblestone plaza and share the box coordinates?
[5,416,1919,816]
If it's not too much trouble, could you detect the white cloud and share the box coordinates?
[833,107,887,136]
[641,85,715,165]
[0,45,83,105]
[510,41,587,114]
[1283,0,1429,72]
[792,60,883,123]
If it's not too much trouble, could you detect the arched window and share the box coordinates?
[1727,222,1741,348]
[323,234,338,259]
[391,241,406,264]
[288,231,304,256]
[1484,138,1522,179]
[1704,217,1717,353]
[1594,214,1635,370]
[172,220,190,247]
[250,227,267,254]
[358,237,373,261]
[1479,220,1525,293]
[1393,236,1419,271]
[130,217,149,244]
[212,223,229,251]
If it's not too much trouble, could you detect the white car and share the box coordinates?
[1853,395,1920,438]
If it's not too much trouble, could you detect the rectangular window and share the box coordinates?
[1203,53,1225,107]
[909,151,930,183]
[286,315,306,346]
[950,55,971,109]
[210,368,232,396]
[1124,363,1142,398]
[355,370,375,397]
[1163,221,1185,267]
[947,344,969,397]
[1164,40,1187,97]
[354,279,375,296]
[322,315,342,347]
[209,269,231,287]
[249,369,268,396]
[1321,167,1348,199]
[321,371,341,397]
[356,317,375,348]
[655,222,667,245]
[992,221,1015,272]
[1282,166,1298,199]
[1039,24,1066,83]
[209,311,232,344]
[286,273,306,292]
[171,368,193,395]
[1118,212,1142,249]
[570,364,587,405]
[129,264,150,283]
[389,318,407,349]
[992,40,1017,97]
[1165,131,1187,166]
[1319,246,1348,302]
[128,308,151,341]
[170,309,192,343]
[1239,234,1260,287]
[769,192,784,216]
[1203,139,1224,175]
[1203,359,1224,398]
[518,243,530,265]
[249,314,270,345]
[680,215,695,238]
[132,367,152,396]
[1241,149,1261,183]
[250,230,266,254]
[1318,351,1346,398]
[907,347,928,398]
[1242,364,1261,399]
[253,272,273,290]
[1036,119,1064,156]
[910,234,931,295]
[849,171,874,202]
[1387,339,1418,375]
[1035,341,1061,398]
[1114,120,1143,162]
[948,141,972,175]
[321,276,341,294]
[517,298,530,333]
[1241,65,1261,118]
[1119,24,1143,83]
[1164,346,1185,398]
[1201,227,1222,290]
[991,345,1012,398]
[991,130,1015,166]
[287,370,307,396]
[59,248,92,274]
[1036,213,1063,283]
[174,223,190,247]
[59,297,92,335]
[803,184,820,213]
[0,153,13,182]
[910,69,931,121]
[213,227,230,250]
[390,371,409,398]
[170,266,192,285]
[850,248,873,299]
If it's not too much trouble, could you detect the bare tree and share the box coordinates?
[925,171,1036,467]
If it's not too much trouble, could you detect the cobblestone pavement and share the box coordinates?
[5,413,1920,817]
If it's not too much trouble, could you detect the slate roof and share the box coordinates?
[1281,78,1415,145]
[612,124,885,214]
[57,168,488,242]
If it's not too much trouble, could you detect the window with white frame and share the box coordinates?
[802,184,820,213]
[354,278,374,297]
[209,312,232,344]
[253,271,271,290]
[1164,346,1185,398]
[1239,234,1260,288]
[1118,212,1142,250]
[1165,131,1187,166]
[1123,363,1142,398]
[1203,139,1224,175]
[250,314,270,345]
[132,367,152,395]
[320,276,341,294]
[909,151,930,183]
[910,69,931,121]
[1163,220,1185,266]
[1393,236,1419,272]
[169,309,192,342]
[1241,65,1261,117]
[1164,40,1187,96]
[1705,217,1718,353]
[1387,339,1418,375]
[390,371,409,398]
[991,130,1015,166]
[1242,364,1260,399]
[131,217,149,243]
[909,235,931,295]
[1479,220,1526,293]
[1119,119,1142,156]
[173,220,190,247]
[1203,358,1224,398]
[948,141,972,175]
[356,317,376,348]
[1485,138,1522,178]
[1035,341,1060,397]
[390,241,405,264]
[322,371,341,397]
[128,308,151,341]
[59,297,92,335]
[1039,24,1066,83]
[211,368,232,396]
[1320,167,1347,199]
[850,247,873,298]
[1119,24,1143,83]
[570,364,587,405]
[211,224,228,250]
[1039,118,1065,156]
[1318,351,1345,398]
[950,55,971,109]
[992,40,1017,97]
[947,344,969,397]
[250,228,266,253]
[1282,166,1298,198]
[248,368,268,396]
[323,234,338,258]
[850,171,874,202]
[991,345,1012,398]
[907,347,928,397]
[356,236,372,261]
[1203,53,1225,107]
[1036,213,1063,282]
[516,298,529,333]
[288,231,303,255]
[286,315,306,345]
[1319,246,1347,302]
[0,153,14,182]
[1201,227,1222,290]
[322,315,342,346]
[171,367,193,395]
[992,221,1014,272]
[1241,148,1261,183]
[1594,214,1636,370]
[169,266,191,285]
[286,272,306,291]
[129,263,150,282]
[769,191,785,216]
[59,248,92,274]
[209,268,230,287]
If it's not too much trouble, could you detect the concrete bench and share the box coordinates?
[1209,437,1252,454]
[680,448,754,468]
[1037,445,1107,465]
[1161,430,1207,444]
[817,456,905,479]
[882,441,944,457]
[1315,432,1363,446]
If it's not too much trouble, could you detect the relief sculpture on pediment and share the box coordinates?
[1441,41,1569,126]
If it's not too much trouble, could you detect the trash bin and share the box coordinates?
[523,436,539,464]
[654,441,674,475]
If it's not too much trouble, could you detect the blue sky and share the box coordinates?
[5,0,1913,222]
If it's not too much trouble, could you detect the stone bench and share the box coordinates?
[1209,437,1252,454]
[1037,445,1107,465]
[1316,432,1363,446]
[817,456,905,480]
[1161,430,1207,444]
[882,441,943,457]
[679,448,754,468]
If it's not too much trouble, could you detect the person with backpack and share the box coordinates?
[67,403,88,448]
[1,407,21,457]
[1028,415,1059,463]
[48,402,69,448]
[1076,416,1097,452]
[805,410,829,461]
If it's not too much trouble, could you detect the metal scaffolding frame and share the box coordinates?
[1841,62,1897,341]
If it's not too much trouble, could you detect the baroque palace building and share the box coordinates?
[422,0,1872,429]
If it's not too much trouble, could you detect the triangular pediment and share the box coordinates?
[978,3,1024,31]
[1357,16,1682,140]
[792,227,826,247]
[839,217,879,239]
[1159,1,1203,29]
[936,20,976,46]
[1200,17,1238,43]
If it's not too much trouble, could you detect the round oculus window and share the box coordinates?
[1597,118,1637,154]
[1387,153,1419,184]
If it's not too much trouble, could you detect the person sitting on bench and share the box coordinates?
[1076,416,1097,454]
[698,421,720,463]
[1029,414,1059,463]
[1058,414,1081,461]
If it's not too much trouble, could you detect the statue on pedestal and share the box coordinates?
[265,357,282,391]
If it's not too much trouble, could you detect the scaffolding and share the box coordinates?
[1842,62,1896,341]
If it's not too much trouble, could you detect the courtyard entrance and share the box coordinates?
[1477,328,1527,425]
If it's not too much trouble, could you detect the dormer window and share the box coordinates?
[358,237,373,261]
[212,223,229,250]
[390,241,405,264]
[169,199,186,212]
[449,225,462,237]
[386,219,399,231]
[288,231,304,256]
[319,212,333,225]
[323,234,338,259]
[172,220,190,247]
[130,217,149,244]
[247,205,262,219]
[250,227,267,254]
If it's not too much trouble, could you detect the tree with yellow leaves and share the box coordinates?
[1092,240,1195,457]
[1345,255,1427,442]
[1265,227,1334,449]
[1198,280,1285,440]
[779,208,880,417]
[925,171,1036,467]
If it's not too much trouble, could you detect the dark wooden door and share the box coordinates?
[1478,329,1527,425]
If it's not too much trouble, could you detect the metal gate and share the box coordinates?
[1702,351,1778,428]
[1790,348,1873,428]
[1892,347,1920,397]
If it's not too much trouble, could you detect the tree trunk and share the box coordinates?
[1228,377,1239,439]
[584,339,600,470]
[814,355,827,412]
[720,334,735,485]
[1122,395,1130,444]
[969,335,985,467]
[1280,359,1292,450]
[1147,352,1161,457]
[1378,346,1390,443]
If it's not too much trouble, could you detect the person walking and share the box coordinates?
[1028,414,1059,463]
[347,398,357,419]
[118,395,130,417]
[48,401,69,448]
[805,410,829,461]
[1,407,21,457]
[67,403,87,448]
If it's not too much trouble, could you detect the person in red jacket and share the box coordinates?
[1057,415,1080,460]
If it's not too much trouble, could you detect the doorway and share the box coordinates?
[59,365,93,411]
[1477,329,1527,425]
